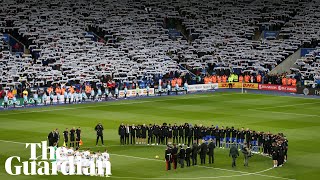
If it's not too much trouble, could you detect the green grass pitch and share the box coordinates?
[0,92,319,180]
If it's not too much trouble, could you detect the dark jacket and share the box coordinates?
[188,127,193,137]
[186,147,192,158]
[76,129,81,138]
[184,125,189,137]
[141,126,147,136]
[178,148,186,159]
[96,124,104,135]
[208,142,215,155]
[130,126,136,136]
[199,143,208,156]
[173,126,178,136]
[147,126,153,136]
[192,143,198,156]
[171,146,178,159]
[165,148,172,161]
[229,145,239,158]
[48,131,55,141]
[54,131,59,142]
[163,126,168,137]
[178,126,184,136]
[153,126,159,136]
[119,126,126,136]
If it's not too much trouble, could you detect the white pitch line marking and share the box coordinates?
[109,167,294,180]
[251,102,320,110]
[1,140,294,180]
[248,109,320,117]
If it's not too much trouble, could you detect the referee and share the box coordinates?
[95,122,104,146]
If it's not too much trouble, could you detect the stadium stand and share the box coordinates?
[0,0,319,90]
[295,48,320,87]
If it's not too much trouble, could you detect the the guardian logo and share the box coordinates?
[5,141,111,176]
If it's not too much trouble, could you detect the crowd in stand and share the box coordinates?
[202,73,297,86]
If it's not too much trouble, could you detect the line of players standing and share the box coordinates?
[119,123,272,148]
[47,127,81,148]
[119,123,219,146]
[118,123,289,168]
[164,140,216,170]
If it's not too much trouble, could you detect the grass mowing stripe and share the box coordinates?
[0,93,236,116]
[247,109,320,117]
[251,102,320,110]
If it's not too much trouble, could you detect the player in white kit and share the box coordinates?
[57,146,67,172]
[101,149,111,177]
[82,149,91,171]
[66,147,74,174]
[95,150,104,176]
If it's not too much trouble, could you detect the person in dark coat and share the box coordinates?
[272,142,279,168]
[215,127,220,147]
[278,142,285,167]
[63,128,69,147]
[171,144,178,170]
[194,125,199,144]
[178,145,185,168]
[70,127,76,147]
[191,140,198,165]
[162,124,168,145]
[168,124,173,143]
[178,124,184,144]
[141,124,147,144]
[153,124,160,145]
[159,125,163,145]
[75,127,81,147]
[184,124,189,145]
[95,123,104,146]
[54,128,60,146]
[118,123,126,145]
[172,123,179,144]
[136,125,141,144]
[130,124,136,145]
[47,129,55,146]
[229,143,239,167]
[208,139,216,164]
[147,124,153,145]
[165,145,172,171]
[187,126,193,147]
[199,140,207,164]
[201,126,207,142]
[185,145,192,167]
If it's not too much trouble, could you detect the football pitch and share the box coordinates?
[0,92,319,180]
